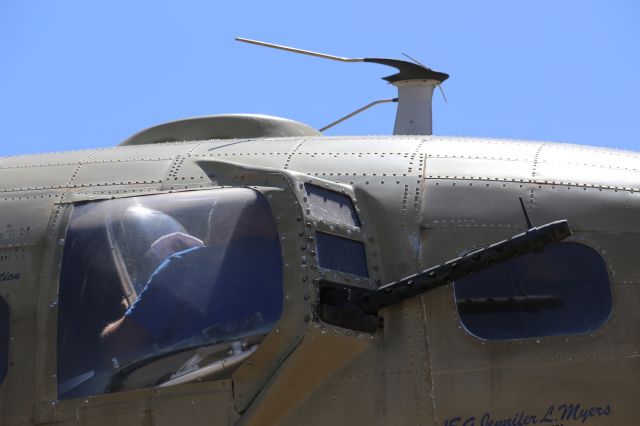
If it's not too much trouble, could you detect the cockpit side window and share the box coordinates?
[57,189,283,399]
[0,297,8,384]
[316,232,369,278]
[304,184,360,227]
[453,242,612,340]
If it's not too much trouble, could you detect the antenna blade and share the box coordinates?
[437,83,448,103]
[235,37,363,63]
[401,52,428,69]
[518,196,533,229]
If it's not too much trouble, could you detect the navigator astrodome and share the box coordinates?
[0,38,636,426]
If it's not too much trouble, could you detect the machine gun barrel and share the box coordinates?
[358,220,571,314]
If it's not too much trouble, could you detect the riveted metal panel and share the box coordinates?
[261,340,380,426]
[534,160,640,190]
[377,298,436,425]
[300,136,424,154]
[152,400,232,426]
[269,298,438,426]
[420,227,517,266]
[422,137,542,160]
[433,363,552,424]
[0,150,92,169]
[425,157,534,181]
[160,158,214,191]
[44,381,233,425]
[62,186,163,203]
[72,160,172,187]
[421,179,535,230]
[198,153,290,172]
[289,154,416,179]
[421,174,640,235]
[353,176,425,283]
[530,185,640,233]
[0,165,79,192]
[237,328,370,426]
[188,138,302,157]
[189,139,300,172]
[538,143,640,172]
[85,144,183,162]
[434,358,630,426]
[0,198,60,248]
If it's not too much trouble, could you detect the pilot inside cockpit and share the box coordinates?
[108,205,205,295]
[56,188,283,398]
[100,189,283,370]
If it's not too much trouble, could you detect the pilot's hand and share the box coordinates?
[148,232,204,260]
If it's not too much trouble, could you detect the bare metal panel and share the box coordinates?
[0,150,92,168]
[0,199,59,248]
[237,328,370,426]
[0,165,79,192]
[201,154,290,171]
[189,138,302,157]
[531,186,640,233]
[420,227,517,266]
[538,143,640,171]
[433,358,628,425]
[271,307,436,425]
[289,153,417,178]
[421,179,535,230]
[86,144,183,162]
[425,157,534,181]
[422,137,542,160]
[72,160,172,187]
[189,139,298,171]
[534,160,640,190]
[160,157,215,191]
[354,177,425,283]
[300,136,424,154]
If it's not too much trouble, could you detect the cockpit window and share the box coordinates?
[0,297,8,384]
[57,189,283,399]
[453,242,612,340]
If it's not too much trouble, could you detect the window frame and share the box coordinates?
[452,240,614,341]
[36,163,316,422]
[55,187,286,399]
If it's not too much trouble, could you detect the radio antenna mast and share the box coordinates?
[235,37,449,135]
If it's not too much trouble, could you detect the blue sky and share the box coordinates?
[1,1,638,157]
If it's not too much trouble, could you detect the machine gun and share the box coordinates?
[318,219,572,333]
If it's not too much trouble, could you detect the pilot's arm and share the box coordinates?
[101,251,191,363]
[100,316,152,362]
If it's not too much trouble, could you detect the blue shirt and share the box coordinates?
[125,237,283,347]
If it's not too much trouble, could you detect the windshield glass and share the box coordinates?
[57,188,283,399]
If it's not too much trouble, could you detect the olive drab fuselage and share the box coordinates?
[0,135,638,425]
